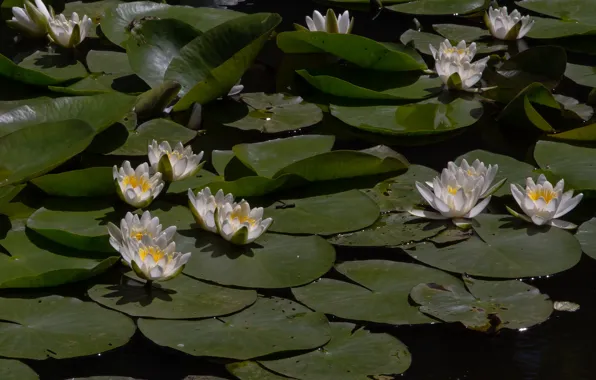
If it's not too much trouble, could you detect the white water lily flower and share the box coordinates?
[508,175,583,229]
[429,40,490,92]
[410,167,492,227]
[228,80,244,96]
[485,6,534,40]
[121,235,191,282]
[431,159,502,198]
[188,187,235,233]
[47,12,92,48]
[113,161,164,208]
[107,211,176,262]
[304,9,353,34]
[216,200,273,245]
[8,0,52,37]
[148,140,204,182]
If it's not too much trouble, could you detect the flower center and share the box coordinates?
[122,175,151,192]
[528,188,557,204]
[230,210,257,226]
[445,47,467,56]
[447,185,459,195]
[130,229,152,241]
[167,150,184,160]
[138,246,165,263]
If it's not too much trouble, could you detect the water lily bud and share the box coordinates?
[8,0,52,38]
[485,6,534,40]
[48,12,92,48]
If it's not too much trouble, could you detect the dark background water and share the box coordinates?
[3,0,596,379]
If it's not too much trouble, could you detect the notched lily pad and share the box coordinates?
[0,359,38,380]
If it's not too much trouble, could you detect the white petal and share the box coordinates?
[553,192,583,219]
[464,196,491,219]
[408,209,448,220]
[548,219,577,230]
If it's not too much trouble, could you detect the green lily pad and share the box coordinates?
[0,93,137,137]
[168,170,219,194]
[201,174,303,198]
[498,83,561,132]
[88,273,257,319]
[411,276,553,331]
[26,200,117,253]
[576,218,596,260]
[0,295,135,359]
[227,361,289,380]
[30,167,115,197]
[0,120,95,187]
[328,212,446,247]
[277,31,426,71]
[265,190,380,235]
[517,0,596,25]
[534,140,596,190]
[178,230,335,288]
[565,62,596,87]
[87,50,133,75]
[138,297,331,360]
[168,13,282,111]
[101,1,242,47]
[126,18,201,88]
[0,51,87,86]
[233,134,335,178]
[548,124,596,142]
[0,184,25,208]
[0,359,38,380]
[293,260,461,325]
[331,97,483,136]
[406,214,582,278]
[209,93,323,133]
[433,23,490,41]
[526,17,596,39]
[298,68,442,100]
[363,165,438,212]
[260,322,411,379]
[48,75,123,95]
[455,150,536,196]
[388,0,487,15]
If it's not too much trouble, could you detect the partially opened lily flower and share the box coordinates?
[47,12,92,48]
[429,40,490,92]
[216,200,273,245]
[303,9,353,34]
[148,140,204,182]
[113,161,164,208]
[508,175,583,229]
[8,0,53,38]
[437,159,503,198]
[485,6,534,40]
[188,187,235,233]
[107,211,177,260]
[410,167,492,228]
[120,235,191,282]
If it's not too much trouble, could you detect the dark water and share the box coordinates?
[4,0,596,379]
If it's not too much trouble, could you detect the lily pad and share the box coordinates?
[534,140,596,190]
[298,69,442,100]
[575,218,596,260]
[210,93,323,133]
[0,120,95,187]
[101,1,242,47]
[406,214,582,278]
[201,174,303,197]
[277,31,426,71]
[260,322,411,379]
[388,0,487,15]
[0,93,137,137]
[526,17,596,39]
[126,18,201,88]
[227,361,289,380]
[167,13,282,110]
[455,150,536,196]
[433,23,490,41]
[87,50,133,75]
[411,276,553,331]
[168,170,219,194]
[517,0,596,25]
[328,212,445,247]
[363,165,439,212]
[331,97,483,136]
[0,295,135,359]
[88,273,257,319]
[293,260,461,325]
[30,167,115,197]
[498,83,561,132]
[138,297,331,360]
[0,359,38,380]
[0,184,25,208]
[178,230,335,288]
[565,62,596,88]
[0,51,87,86]
[266,190,380,235]
[548,124,596,142]
[26,201,116,252]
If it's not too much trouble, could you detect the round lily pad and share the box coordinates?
[565,62,596,88]
[0,295,135,359]
[534,140,596,190]
[293,260,462,325]
[576,218,596,260]
[227,361,289,380]
[388,0,487,15]
[178,231,335,288]
[265,190,380,235]
[328,213,446,247]
[406,214,582,278]
[30,167,115,197]
[411,276,553,332]
[138,297,331,360]
[88,273,256,319]
[260,322,411,380]
[0,359,38,380]
[0,51,87,86]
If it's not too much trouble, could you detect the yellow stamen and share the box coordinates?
[130,230,152,241]
[447,185,459,195]
[122,175,151,192]
[138,246,166,263]
[167,150,184,160]
[230,210,257,226]
[528,188,557,204]
[445,47,467,55]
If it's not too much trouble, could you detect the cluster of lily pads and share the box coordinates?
[1,0,596,378]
